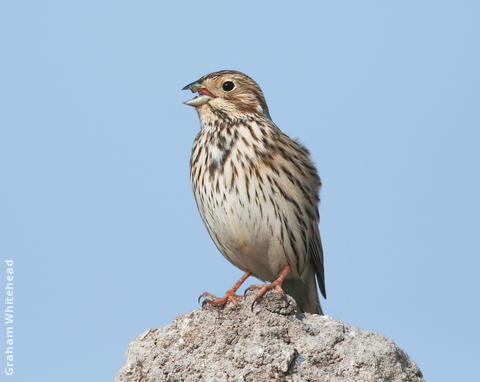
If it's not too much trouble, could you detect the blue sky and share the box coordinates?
[1,1,479,381]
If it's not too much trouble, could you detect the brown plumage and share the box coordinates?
[183,70,326,314]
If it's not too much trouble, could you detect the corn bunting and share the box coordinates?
[183,70,326,314]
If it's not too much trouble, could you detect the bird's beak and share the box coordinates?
[182,80,216,107]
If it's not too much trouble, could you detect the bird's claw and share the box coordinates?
[197,292,217,304]
[245,281,286,311]
[198,291,243,309]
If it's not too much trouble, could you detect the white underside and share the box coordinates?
[197,182,288,282]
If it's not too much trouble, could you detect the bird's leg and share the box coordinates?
[245,265,291,308]
[199,271,251,308]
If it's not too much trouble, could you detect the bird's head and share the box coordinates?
[183,70,270,119]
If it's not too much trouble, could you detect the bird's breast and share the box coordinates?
[189,122,287,280]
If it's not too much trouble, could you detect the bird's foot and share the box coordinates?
[244,282,285,308]
[198,290,244,308]
[245,265,291,310]
[198,271,251,308]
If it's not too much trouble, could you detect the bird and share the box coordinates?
[183,70,326,314]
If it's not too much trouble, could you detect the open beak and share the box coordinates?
[182,80,216,107]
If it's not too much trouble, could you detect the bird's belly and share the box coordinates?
[196,189,285,282]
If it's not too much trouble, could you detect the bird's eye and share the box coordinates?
[222,81,235,92]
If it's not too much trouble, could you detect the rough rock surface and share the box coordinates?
[116,291,424,382]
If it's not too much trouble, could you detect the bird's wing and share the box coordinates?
[309,227,326,299]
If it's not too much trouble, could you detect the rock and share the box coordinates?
[115,291,424,382]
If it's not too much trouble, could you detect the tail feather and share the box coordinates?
[283,268,323,314]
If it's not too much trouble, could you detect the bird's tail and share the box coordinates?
[283,267,323,314]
